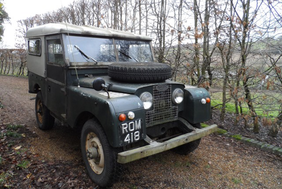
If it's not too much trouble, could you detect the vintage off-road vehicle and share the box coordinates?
[26,23,217,187]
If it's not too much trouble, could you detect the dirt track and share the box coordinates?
[0,75,81,162]
[0,75,282,188]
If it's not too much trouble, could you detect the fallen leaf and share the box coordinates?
[14,145,22,150]
[27,173,32,179]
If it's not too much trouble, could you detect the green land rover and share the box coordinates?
[26,23,217,187]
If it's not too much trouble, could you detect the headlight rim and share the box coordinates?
[172,88,184,104]
[140,91,153,110]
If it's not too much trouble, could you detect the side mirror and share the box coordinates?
[92,78,106,91]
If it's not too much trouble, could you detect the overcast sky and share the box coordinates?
[1,0,74,48]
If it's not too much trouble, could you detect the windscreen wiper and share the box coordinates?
[74,45,98,64]
[119,50,139,62]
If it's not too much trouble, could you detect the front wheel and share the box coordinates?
[81,119,121,187]
[173,123,201,155]
[35,92,54,130]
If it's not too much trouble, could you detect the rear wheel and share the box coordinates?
[173,123,201,155]
[35,92,54,130]
[81,119,121,187]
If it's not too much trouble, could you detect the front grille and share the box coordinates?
[145,84,178,127]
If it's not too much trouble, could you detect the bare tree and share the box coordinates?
[173,0,183,81]
[217,1,236,121]
[0,1,10,41]
[139,0,142,34]
[231,0,263,132]
[257,0,282,136]
[151,0,168,63]
[12,0,281,139]
[193,0,200,84]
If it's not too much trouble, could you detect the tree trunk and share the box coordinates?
[193,0,200,82]
[241,0,259,132]
[125,0,128,30]
[119,0,123,30]
[139,0,141,35]
[11,54,15,75]
[232,0,259,132]
[157,0,166,63]
[162,0,166,62]
[145,1,148,35]
[114,0,118,29]
[132,0,137,33]
[219,46,231,121]
[173,0,183,81]
[201,0,210,77]
[0,59,4,74]
[97,0,101,27]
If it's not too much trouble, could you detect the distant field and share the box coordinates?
[210,89,281,118]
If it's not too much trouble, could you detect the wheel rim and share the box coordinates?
[85,132,105,174]
[36,99,43,124]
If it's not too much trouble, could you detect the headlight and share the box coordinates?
[172,88,184,104]
[201,98,206,104]
[140,92,153,110]
[128,111,135,119]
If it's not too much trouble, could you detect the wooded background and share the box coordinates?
[1,0,282,136]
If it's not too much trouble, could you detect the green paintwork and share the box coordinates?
[66,85,147,147]
[27,23,215,152]
[29,69,213,148]
[180,88,211,124]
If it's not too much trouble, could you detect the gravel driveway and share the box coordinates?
[0,75,281,188]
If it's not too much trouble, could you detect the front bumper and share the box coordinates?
[117,124,218,164]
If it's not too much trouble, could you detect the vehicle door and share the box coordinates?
[45,35,66,120]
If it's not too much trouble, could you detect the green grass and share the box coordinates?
[5,131,21,138]
[211,92,281,119]
[0,125,23,139]
[7,124,23,131]
[211,99,249,114]
[0,173,6,186]
[186,161,191,167]
[217,128,228,135]
[0,73,28,78]
[232,177,242,184]
[0,172,12,186]
[17,160,30,169]
[231,134,242,140]
[201,123,209,128]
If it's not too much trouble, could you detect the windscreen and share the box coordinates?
[64,35,153,64]
[115,39,153,62]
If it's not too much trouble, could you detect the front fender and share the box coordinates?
[107,94,146,147]
[67,87,146,147]
[180,87,211,124]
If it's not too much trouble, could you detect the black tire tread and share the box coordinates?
[108,62,171,83]
[173,123,202,155]
[81,119,122,187]
[35,92,55,130]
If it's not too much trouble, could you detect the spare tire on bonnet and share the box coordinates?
[108,62,172,83]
